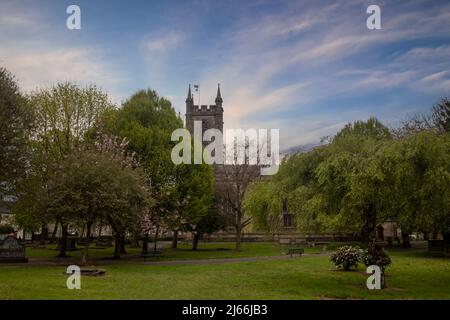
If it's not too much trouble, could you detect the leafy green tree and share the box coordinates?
[106,89,213,249]
[391,131,450,247]
[191,209,226,250]
[106,89,182,189]
[15,83,115,248]
[0,67,34,198]
[174,162,214,250]
[245,118,394,243]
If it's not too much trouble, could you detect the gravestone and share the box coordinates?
[0,236,28,263]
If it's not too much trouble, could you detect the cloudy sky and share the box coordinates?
[1,0,450,149]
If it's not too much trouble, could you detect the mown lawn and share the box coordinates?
[1,244,449,300]
[24,242,323,261]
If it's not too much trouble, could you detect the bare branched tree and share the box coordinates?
[215,137,268,251]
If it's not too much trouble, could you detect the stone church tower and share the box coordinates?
[185,84,224,136]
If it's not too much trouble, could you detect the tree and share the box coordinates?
[391,131,450,248]
[305,118,393,243]
[52,148,147,260]
[191,210,226,250]
[169,151,214,249]
[217,140,262,251]
[175,163,214,250]
[245,118,395,244]
[392,97,449,138]
[106,89,215,249]
[432,98,450,133]
[0,67,33,198]
[15,82,115,252]
[105,89,184,245]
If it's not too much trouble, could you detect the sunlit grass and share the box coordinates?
[1,243,449,299]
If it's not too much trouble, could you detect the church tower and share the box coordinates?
[185,84,224,136]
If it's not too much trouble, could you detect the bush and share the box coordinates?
[330,245,363,271]
[361,245,391,270]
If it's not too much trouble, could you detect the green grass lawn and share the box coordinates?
[1,243,449,299]
[24,242,323,261]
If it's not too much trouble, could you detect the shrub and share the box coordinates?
[361,246,392,270]
[330,245,363,271]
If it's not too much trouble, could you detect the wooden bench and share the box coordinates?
[287,248,304,257]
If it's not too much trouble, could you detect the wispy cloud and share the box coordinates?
[191,1,450,146]
[142,31,183,53]
[0,46,127,104]
[1,0,449,148]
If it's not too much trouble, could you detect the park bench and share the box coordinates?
[287,248,304,257]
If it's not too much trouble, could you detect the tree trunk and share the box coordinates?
[153,226,160,252]
[39,224,48,245]
[172,230,178,249]
[57,223,68,258]
[401,231,411,248]
[51,223,58,244]
[120,233,127,254]
[114,232,121,259]
[131,230,140,248]
[142,233,149,253]
[363,204,377,246]
[235,224,242,252]
[81,222,92,265]
[192,232,200,251]
[380,267,387,289]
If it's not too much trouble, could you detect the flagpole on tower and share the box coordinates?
[194,84,200,106]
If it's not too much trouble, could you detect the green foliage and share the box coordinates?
[14,82,116,230]
[330,245,363,271]
[106,89,214,233]
[244,115,450,241]
[29,82,115,159]
[361,246,392,269]
[106,89,182,189]
[175,162,214,230]
[243,181,283,232]
[391,131,450,234]
[48,148,147,232]
[0,67,34,196]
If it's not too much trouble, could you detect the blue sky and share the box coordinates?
[1,0,450,149]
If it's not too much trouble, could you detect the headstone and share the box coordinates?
[0,236,28,263]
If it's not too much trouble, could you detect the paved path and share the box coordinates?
[141,253,328,266]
